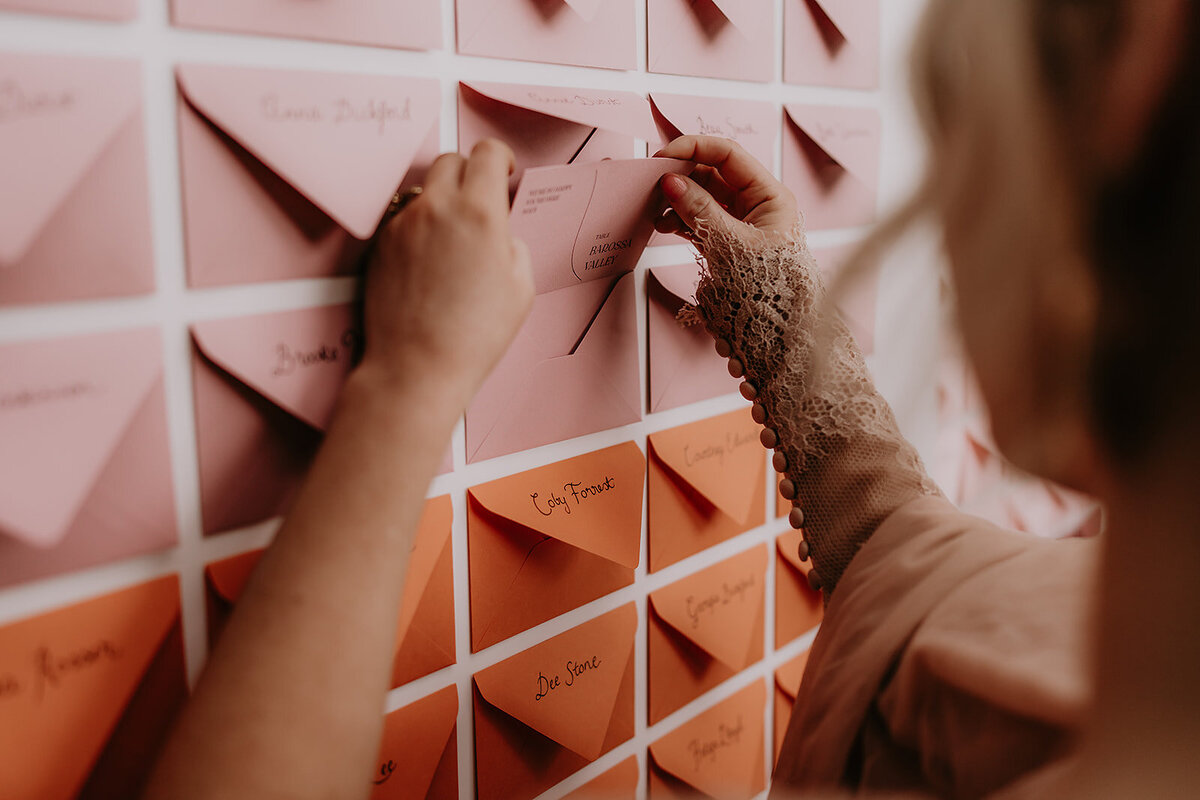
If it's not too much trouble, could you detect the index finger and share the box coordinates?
[462,138,516,212]
[654,135,773,194]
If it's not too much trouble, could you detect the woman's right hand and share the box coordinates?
[654,135,800,244]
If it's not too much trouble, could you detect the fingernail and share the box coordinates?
[662,174,687,202]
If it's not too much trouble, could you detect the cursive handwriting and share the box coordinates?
[0,80,74,124]
[682,428,757,468]
[531,475,616,517]
[526,92,625,108]
[0,381,95,412]
[535,655,602,700]
[695,115,760,141]
[373,759,396,786]
[684,573,756,628]
[688,715,745,771]
[273,329,360,378]
[261,94,412,135]
[33,639,122,703]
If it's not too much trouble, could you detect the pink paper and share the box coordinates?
[784,0,881,89]
[0,329,176,587]
[812,244,878,355]
[171,0,441,51]
[0,53,154,306]
[458,82,653,192]
[176,64,439,287]
[456,0,637,70]
[647,263,740,412]
[648,0,775,83]
[650,92,778,168]
[782,104,880,231]
[0,0,135,20]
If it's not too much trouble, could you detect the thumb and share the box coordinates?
[661,173,738,235]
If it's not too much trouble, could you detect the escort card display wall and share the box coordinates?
[0,2,951,798]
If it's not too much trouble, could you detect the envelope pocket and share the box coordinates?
[467,442,644,651]
[455,0,637,71]
[647,0,775,82]
[648,679,766,800]
[373,685,458,800]
[466,273,640,463]
[775,530,823,647]
[784,0,881,89]
[647,408,766,572]
[176,64,439,287]
[647,545,766,724]
[473,605,637,800]
[782,104,881,231]
[0,576,188,800]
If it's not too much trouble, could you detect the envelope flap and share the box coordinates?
[205,549,263,604]
[0,328,162,548]
[811,0,863,39]
[563,0,605,24]
[776,530,813,576]
[0,53,140,266]
[474,604,636,761]
[648,408,763,524]
[462,81,658,142]
[467,442,644,568]
[775,650,810,701]
[709,0,756,31]
[649,264,701,308]
[396,496,453,643]
[648,680,766,800]
[648,545,765,670]
[784,104,880,186]
[0,576,181,800]
[191,305,358,433]
[381,685,458,799]
[175,64,439,239]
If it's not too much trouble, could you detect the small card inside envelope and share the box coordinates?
[510,158,690,294]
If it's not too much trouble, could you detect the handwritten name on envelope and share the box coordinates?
[473,604,637,800]
[0,576,187,800]
[648,545,767,723]
[782,103,881,232]
[648,679,767,800]
[468,442,644,651]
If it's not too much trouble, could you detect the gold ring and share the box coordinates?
[385,185,424,221]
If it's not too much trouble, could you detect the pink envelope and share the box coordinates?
[456,0,637,70]
[784,0,881,89]
[458,81,657,193]
[812,244,878,355]
[466,159,690,462]
[647,0,776,83]
[191,305,452,535]
[647,263,740,413]
[782,104,881,231]
[176,64,440,288]
[0,53,153,307]
[0,0,134,20]
[0,329,177,587]
[171,0,441,51]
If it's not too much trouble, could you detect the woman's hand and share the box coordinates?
[654,135,799,243]
[359,139,534,408]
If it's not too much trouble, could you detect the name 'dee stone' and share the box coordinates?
[535,655,602,700]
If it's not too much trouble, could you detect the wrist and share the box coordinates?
[340,361,467,437]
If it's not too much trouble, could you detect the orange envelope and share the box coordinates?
[647,0,776,83]
[784,0,881,89]
[176,63,439,287]
[562,755,639,799]
[775,480,789,519]
[782,104,881,232]
[467,442,644,651]
[648,679,767,800]
[0,53,153,307]
[773,650,810,762]
[647,545,766,724]
[0,328,177,588]
[0,575,188,800]
[371,685,458,800]
[205,496,455,689]
[775,530,823,648]
[473,604,637,800]
[647,408,766,572]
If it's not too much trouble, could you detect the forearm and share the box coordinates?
[144,368,461,800]
[692,225,938,594]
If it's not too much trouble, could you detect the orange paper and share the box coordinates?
[0,575,188,800]
[773,650,810,763]
[473,604,637,800]
[468,442,644,651]
[371,685,458,800]
[562,755,639,799]
[648,408,766,572]
[648,545,767,724]
[648,680,767,799]
[775,530,823,647]
[205,495,454,688]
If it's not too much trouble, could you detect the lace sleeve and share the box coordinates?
[687,222,941,596]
